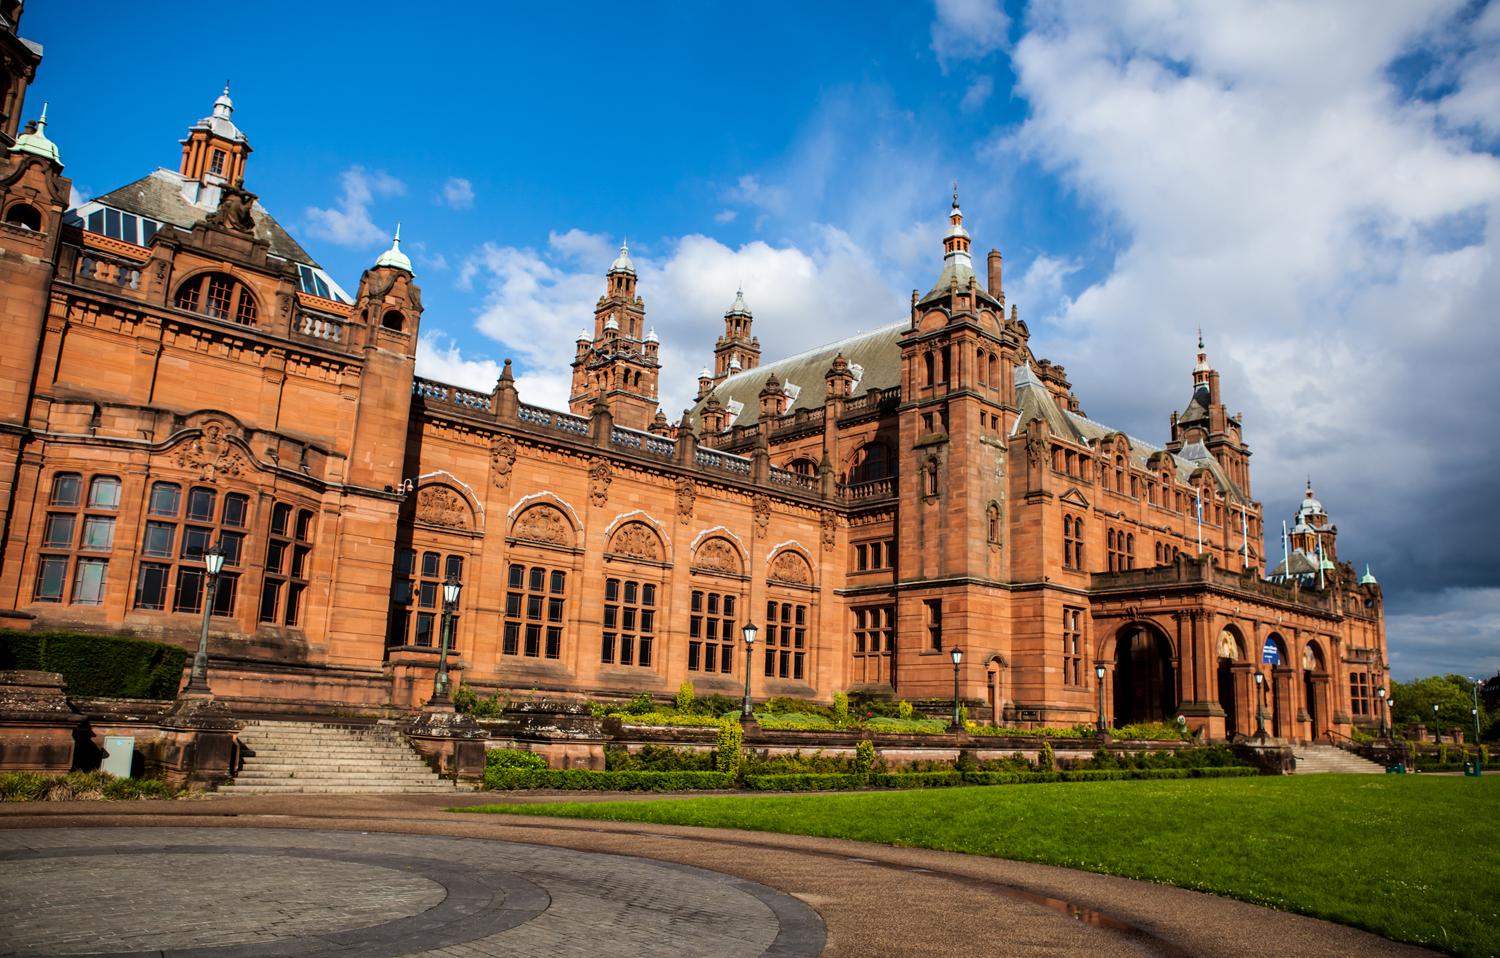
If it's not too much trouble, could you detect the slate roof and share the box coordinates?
[689,321,906,430]
[93,169,319,266]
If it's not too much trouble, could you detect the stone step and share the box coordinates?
[233,772,443,783]
[217,785,459,795]
[223,719,463,795]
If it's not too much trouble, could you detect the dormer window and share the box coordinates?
[174,271,257,326]
[210,149,226,175]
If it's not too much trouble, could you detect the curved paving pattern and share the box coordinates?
[0,827,824,958]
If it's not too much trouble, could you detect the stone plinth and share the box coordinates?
[155,695,241,788]
[0,670,85,772]
[1232,736,1295,774]
[403,705,490,781]
[479,700,608,770]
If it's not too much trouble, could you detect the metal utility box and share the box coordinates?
[101,735,135,778]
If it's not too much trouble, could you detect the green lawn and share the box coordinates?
[465,776,1500,957]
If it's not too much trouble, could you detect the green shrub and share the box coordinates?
[761,696,835,720]
[743,749,859,775]
[848,693,904,719]
[611,710,722,727]
[102,777,175,800]
[1111,721,1191,741]
[2,770,175,801]
[855,739,877,775]
[0,630,188,699]
[862,716,949,734]
[485,748,548,771]
[957,704,968,726]
[675,681,695,712]
[744,772,868,791]
[623,692,657,715]
[871,771,964,788]
[965,724,1095,738]
[685,693,740,717]
[715,717,744,776]
[898,699,914,720]
[833,690,850,724]
[0,771,50,801]
[753,710,837,730]
[1039,742,1056,772]
[607,744,714,772]
[483,768,733,791]
[453,684,506,718]
[955,748,978,773]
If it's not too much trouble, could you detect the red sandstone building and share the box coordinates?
[0,13,1389,741]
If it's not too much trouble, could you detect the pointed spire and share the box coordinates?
[374,222,413,273]
[11,101,61,166]
[609,238,635,275]
[1193,330,1212,384]
[727,285,751,316]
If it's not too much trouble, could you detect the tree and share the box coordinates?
[1390,674,1492,741]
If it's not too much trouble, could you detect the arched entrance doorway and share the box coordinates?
[1216,627,1247,739]
[1302,642,1328,741]
[1113,623,1176,726]
[1261,633,1289,737]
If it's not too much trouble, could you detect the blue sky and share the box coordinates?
[30,1,1500,680]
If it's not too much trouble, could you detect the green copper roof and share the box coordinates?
[374,223,412,273]
[11,102,61,167]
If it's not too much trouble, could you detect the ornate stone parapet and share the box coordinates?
[0,670,85,772]
[403,704,491,781]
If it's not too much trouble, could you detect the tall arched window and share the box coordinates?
[174,272,258,326]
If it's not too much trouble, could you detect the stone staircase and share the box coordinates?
[216,719,465,795]
[1291,743,1385,774]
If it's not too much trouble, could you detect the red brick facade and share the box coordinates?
[0,24,1388,741]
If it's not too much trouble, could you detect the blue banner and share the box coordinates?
[1262,639,1282,665]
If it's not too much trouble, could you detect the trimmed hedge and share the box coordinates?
[483,768,734,791]
[485,748,549,771]
[0,630,186,699]
[736,766,1260,792]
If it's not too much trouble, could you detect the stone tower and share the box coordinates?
[569,242,660,430]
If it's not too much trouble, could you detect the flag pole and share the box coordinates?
[1282,519,1290,581]
[1195,485,1203,555]
[1316,533,1325,590]
[1241,508,1250,567]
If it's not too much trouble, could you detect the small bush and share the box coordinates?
[715,717,744,776]
[1040,742,1056,772]
[743,749,859,775]
[0,771,50,802]
[687,693,740,717]
[833,690,850,724]
[453,684,506,718]
[966,724,1096,738]
[1111,721,1191,741]
[744,772,868,791]
[754,710,837,730]
[483,768,733,791]
[485,748,548,771]
[872,771,964,789]
[607,744,714,772]
[863,716,949,734]
[675,681,695,712]
[623,692,657,715]
[761,696,835,720]
[102,777,175,800]
[898,699,915,720]
[612,710,723,727]
[855,739,877,775]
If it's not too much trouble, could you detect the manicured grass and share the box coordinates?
[466,775,1500,956]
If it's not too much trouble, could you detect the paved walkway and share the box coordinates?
[0,793,1435,958]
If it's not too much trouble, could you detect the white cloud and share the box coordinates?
[417,331,572,410]
[1385,588,1500,680]
[304,167,405,247]
[724,174,788,216]
[440,176,475,210]
[931,0,1010,70]
[960,75,994,112]
[1008,253,1080,322]
[1003,0,1500,675]
[68,186,90,210]
[454,227,906,419]
[714,209,738,224]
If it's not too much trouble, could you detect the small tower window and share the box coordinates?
[210,149,226,175]
[4,203,41,231]
[381,309,405,331]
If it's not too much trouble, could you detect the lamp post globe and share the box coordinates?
[431,573,462,702]
[949,646,963,729]
[741,623,758,720]
[1377,686,1387,738]
[184,542,225,696]
[1095,663,1107,734]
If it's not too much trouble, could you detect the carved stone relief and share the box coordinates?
[768,550,812,585]
[675,477,696,524]
[513,504,572,547]
[415,486,470,530]
[692,537,742,575]
[589,458,612,507]
[491,434,517,489]
[172,421,247,483]
[752,494,771,538]
[609,521,662,562]
[820,509,838,552]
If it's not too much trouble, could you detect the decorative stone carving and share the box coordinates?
[491,435,517,489]
[513,504,572,547]
[693,537,742,575]
[589,458,612,508]
[206,178,257,233]
[1027,433,1046,465]
[768,550,812,585]
[675,477,695,523]
[820,510,838,551]
[416,486,470,530]
[173,422,247,483]
[609,521,662,562]
[752,494,771,537]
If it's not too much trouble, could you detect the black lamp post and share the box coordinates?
[1473,678,1483,770]
[1254,671,1266,737]
[1376,686,1388,738]
[1432,702,1440,741]
[1388,697,1396,739]
[949,646,963,729]
[741,623,758,720]
[431,573,462,702]
[182,541,225,697]
[1095,663,1107,733]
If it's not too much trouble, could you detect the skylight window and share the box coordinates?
[297,264,332,300]
[79,206,161,246]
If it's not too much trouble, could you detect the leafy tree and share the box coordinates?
[1390,674,1492,741]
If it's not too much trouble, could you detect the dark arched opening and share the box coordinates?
[5,203,41,230]
[381,309,405,331]
[1216,627,1246,739]
[1113,623,1176,726]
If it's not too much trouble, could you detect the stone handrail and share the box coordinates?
[842,476,895,501]
[412,377,493,413]
[611,425,676,458]
[292,311,346,346]
[1092,557,1337,613]
[769,466,818,490]
[694,447,753,476]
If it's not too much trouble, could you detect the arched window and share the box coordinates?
[851,442,894,484]
[923,352,935,387]
[787,457,817,477]
[174,272,257,326]
[977,347,988,386]
[987,502,1001,544]
[4,203,41,231]
[381,309,404,331]
[925,456,939,496]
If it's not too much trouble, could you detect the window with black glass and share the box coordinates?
[764,600,807,680]
[601,576,656,667]
[688,588,737,674]
[387,550,464,648]
[34,473,119,606]
[258,502,312,625]
[503,563,565,659]
[132,481,247,615]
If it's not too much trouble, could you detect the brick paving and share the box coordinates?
[0,794,1438,957]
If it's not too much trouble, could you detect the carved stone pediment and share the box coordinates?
[172,421,247,483]
[692,537,742,575]
[768,550,812,585]
[609,521,663,562]
[513,504,572,547]
[415,486,470,530]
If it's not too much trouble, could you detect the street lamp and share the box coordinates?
[1254,671,1266,737]
[1472,678,1483,766]
[431,573,462,702]
[741,623,758,720]
[182,541,226,696]
[1377,686,1388,738]
[950,646,963,729]
[1095,663,1107,734]
[1432,702,1440,741]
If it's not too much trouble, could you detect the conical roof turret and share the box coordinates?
[374,223,413,273]
[11,102,61,167]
